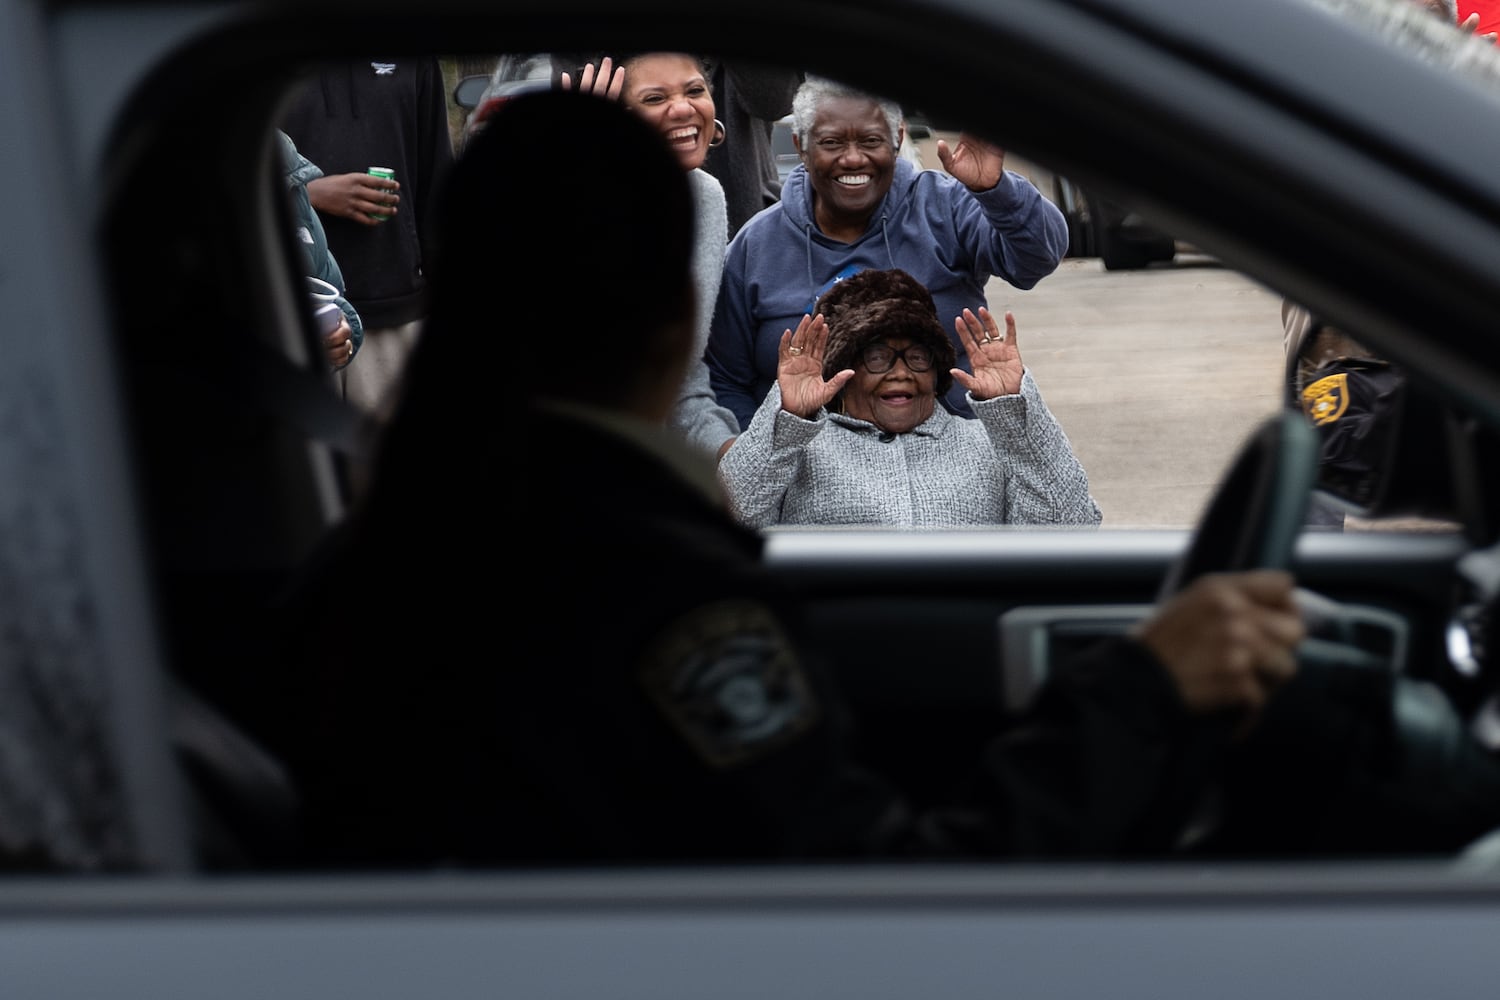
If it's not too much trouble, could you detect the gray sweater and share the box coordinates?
[668,168,740,458]
[718,372,1102,528]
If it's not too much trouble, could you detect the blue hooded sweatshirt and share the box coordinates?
[706,157,1068,426]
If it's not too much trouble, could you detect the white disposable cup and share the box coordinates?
[306,276,340,303]
[306,276,343,335]
[312,302,343,335]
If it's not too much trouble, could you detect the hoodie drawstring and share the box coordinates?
[805,214,897,310]
[803,222,816,307]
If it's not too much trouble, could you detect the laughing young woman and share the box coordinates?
[565,52,741,461]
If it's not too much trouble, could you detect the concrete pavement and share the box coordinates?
[985,254,1287,529]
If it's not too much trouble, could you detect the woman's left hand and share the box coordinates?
[935,132,1005,192]
[952,306,1023,401]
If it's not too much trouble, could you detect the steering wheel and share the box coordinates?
[1157,408,1320,600]
[1161,411,1500,857]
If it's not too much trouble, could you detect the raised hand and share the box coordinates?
[935,131,1005,191]
[951,306,1023,400]
[778,313,854,419]
[560,56,625,100]
[1461,12,1498,41]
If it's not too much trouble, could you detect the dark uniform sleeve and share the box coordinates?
[984,637,1232,859]
[630,595,937,858]
[628,598,1253,860]
[988,639,1500,861]
[628,589,1246,861]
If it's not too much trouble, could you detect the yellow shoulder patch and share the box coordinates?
[1302,372,1349,427]
[639,600,821,768]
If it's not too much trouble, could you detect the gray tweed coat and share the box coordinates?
[718,371,1102,528]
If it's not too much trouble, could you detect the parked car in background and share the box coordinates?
[1051,176,1179,267]
[772,112,799,186]
[452,53,553,148]
[875,114,1153,266]
[11,0,1500,996]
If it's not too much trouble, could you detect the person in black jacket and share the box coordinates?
[700,59,804,237]
[280,56,454,418]
[274,87,1500,869]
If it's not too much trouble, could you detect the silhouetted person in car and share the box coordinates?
[272,88,1500,870]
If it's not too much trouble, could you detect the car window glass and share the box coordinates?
[32,10,1495,885]
[274,55,1448,536]
[458,58,1289,532]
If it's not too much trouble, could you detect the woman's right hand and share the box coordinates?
[560,56,624,100]
[778,313,853,419]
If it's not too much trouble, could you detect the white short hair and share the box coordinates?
[789,76,903,149]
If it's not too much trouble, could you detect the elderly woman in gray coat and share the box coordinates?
[717,268,1101,528]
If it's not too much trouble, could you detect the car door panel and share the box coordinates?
[768,528,1473,798]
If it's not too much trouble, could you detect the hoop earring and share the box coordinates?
[708,119,726,148]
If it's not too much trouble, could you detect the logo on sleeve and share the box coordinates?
[639,601,820,767]
[1302,372,1349,426]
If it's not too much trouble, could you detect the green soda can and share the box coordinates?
[367,166,395,222]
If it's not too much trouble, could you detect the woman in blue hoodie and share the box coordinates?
[706,76,1069,430]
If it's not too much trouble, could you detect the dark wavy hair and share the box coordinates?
[420,87,693,411]
[552,52,716,90]
[818,268,956,398]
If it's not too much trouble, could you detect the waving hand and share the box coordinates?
[560,56,625,100]
[778,313,854,419]
[935,132,1005,192]
[952,306,1023,401]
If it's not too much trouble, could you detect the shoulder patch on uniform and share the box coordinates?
[1302,372,1349,426]
[639,600,821,768]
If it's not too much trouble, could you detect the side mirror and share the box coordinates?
[453,74,490,111]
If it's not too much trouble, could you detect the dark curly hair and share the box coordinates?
[818,268,956,397]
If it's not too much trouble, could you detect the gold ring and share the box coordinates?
[788,346,803,355]
[347,341,355,358]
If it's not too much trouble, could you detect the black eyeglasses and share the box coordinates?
[860,343,935,373]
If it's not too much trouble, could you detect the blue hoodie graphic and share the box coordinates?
[706,157,1068,426]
